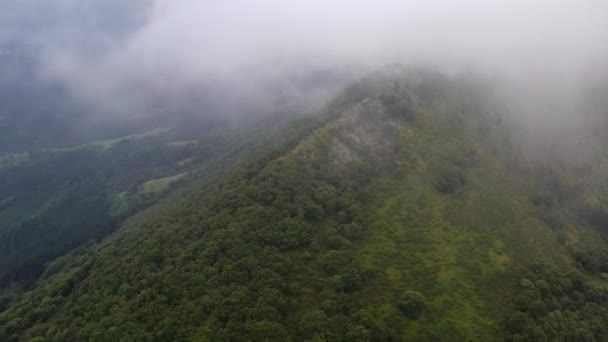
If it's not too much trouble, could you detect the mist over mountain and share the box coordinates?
[2,1,608,341]
[4,1,608,120]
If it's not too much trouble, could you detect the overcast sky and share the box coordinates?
[3,0,608,116]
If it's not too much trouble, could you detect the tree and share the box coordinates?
[434,168,466,193]
[398,291,426,319]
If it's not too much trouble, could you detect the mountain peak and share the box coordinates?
[2,69,608,341]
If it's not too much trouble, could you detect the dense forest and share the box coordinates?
[1,44,341,290]
[0,109,313,288]
[1,69,608,340]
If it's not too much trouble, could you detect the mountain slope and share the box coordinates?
[0,116,269,288]
[2,69,608,341]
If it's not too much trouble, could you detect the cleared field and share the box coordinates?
[0,152,30,170]
[48,128,167,152]
[166,140,197,147]
[141,172,188,194]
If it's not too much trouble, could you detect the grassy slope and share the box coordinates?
[47,128,168,152]
[283,72,595,340]
[141,173,188,194]
[355,130,566,340]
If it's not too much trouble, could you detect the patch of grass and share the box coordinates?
[176,157,193,167]
[0,152,30,170]
[166,140,197,147]
[109,192,129,217]
[109,173,188,217]
[347,106,568,340]
[48,128,166,152]
[141,173,187,194]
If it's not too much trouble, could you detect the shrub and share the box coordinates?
[398,291,426,319]
[326,235,351,250]
[434,169,466,193]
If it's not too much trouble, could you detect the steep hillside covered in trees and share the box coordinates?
[2,69,608,341]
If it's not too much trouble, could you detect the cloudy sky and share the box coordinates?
[2,0,608,115]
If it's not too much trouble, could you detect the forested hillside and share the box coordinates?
[2,69,608,341]
[0,106,325,288]
[0,43,343,291]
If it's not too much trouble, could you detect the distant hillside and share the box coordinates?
[2,68,608,341]
[0,54,347,292]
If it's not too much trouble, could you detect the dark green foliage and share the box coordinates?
[322,251,365,292]
[0,112,287,287]
[380,93,415,121]
[434,168,466,193]
[4,68,608,341]
[299,307,397,341]
[326,234,352,250]
[569,246,608,274]
[398,290,426,319]
[505,265,608,341]
[582,204,608,235]
[338,222,365,240]
[532,191,557,207]
[0,75,398,341]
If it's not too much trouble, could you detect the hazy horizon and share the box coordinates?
[2,1,608,122]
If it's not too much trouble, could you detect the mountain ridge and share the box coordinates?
[2,69,608,341]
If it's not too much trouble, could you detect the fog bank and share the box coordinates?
[3,1,608,117]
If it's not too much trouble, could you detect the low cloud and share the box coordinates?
[4,1,608,118]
